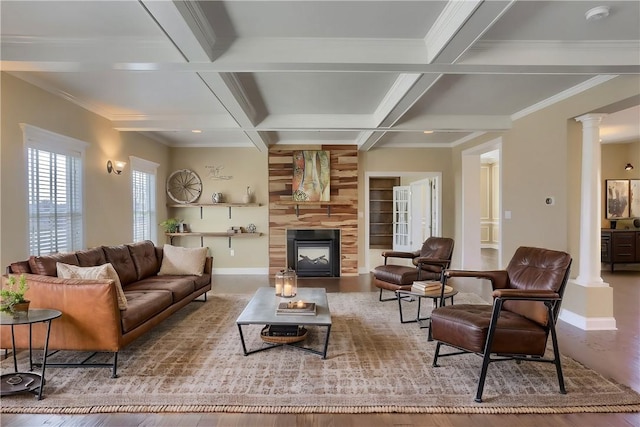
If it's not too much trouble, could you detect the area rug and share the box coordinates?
[2,291,639,414]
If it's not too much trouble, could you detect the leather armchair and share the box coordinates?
[372,237,454,301]
[430,246,572,402]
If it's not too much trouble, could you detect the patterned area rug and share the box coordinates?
[2,291,639,414]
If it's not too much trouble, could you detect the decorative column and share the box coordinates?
[560,114,616,330]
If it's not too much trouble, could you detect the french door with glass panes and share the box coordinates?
[393,186,411,251]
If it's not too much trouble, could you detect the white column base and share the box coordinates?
[559,279,617,331]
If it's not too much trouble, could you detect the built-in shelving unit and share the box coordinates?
[274,200,351,217]
[369,177,399,249]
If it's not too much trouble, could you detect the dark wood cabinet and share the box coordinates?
[601,229,640,272]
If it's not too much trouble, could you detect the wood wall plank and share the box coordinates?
[268,146,358,276]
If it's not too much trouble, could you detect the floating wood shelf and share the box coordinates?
[166,232,263,248]
[167,202,261,219]
[274,200,351,217]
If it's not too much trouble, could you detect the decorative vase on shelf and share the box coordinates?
[243,186,253,204]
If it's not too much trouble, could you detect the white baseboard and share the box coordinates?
[559,308,617,331]
[212,268,269,275]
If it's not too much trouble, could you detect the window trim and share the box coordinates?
[130,156,160,244]
[21,123,89,254]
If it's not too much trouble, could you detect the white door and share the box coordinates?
[393,186,411,251]
[409,177,440,246]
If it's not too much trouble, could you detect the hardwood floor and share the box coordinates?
[3,265,639,427]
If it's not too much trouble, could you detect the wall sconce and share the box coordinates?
[625,163,634,171]
[107,160,126,175]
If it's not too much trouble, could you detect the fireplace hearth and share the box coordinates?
[287,229,340,277]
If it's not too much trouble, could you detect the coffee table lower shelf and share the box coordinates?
[0,373,43,397]
[237,324,331,359]
[260,325,308,344]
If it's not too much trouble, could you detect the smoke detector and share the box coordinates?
[585,6,610,22]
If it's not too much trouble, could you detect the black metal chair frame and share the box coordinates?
[432,263,571,403]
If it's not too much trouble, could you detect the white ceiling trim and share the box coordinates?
[8,71,113,119]
[112,114,240,131]
[139,0,216,62]
[424,0,483,63]
[511,75,618,121]
[463,40,640,65]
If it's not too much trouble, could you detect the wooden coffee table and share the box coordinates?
[236,287,332,358]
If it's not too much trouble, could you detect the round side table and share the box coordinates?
[1,308,62,400]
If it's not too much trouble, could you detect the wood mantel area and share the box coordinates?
[268,146,358,276]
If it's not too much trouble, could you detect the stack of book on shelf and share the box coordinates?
[276,301,317,316]
[264,324,302,337]
[411,280,453,294]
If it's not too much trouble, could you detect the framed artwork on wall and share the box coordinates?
[630,179,640,218]
[292,150,331,202]
[605,179,630,219]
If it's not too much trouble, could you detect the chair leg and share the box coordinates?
[432,342,442,367]
[546,303,566,394]
[474,299,503,403]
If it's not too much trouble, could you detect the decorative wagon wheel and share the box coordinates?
[166,169,202,204]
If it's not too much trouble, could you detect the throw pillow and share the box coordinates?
[158,244,208,276]
[56,262,128,310]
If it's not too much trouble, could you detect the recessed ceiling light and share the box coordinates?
[585,6,610,22]
[423,130,434,134]
[191,129,202,133]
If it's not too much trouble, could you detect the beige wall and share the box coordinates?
[0,72,170,268]
[455,75,640,272]
[166,147,269,270]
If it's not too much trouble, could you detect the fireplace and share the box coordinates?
[287,229,340,277]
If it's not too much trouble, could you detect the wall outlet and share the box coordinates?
[230,249,235,256]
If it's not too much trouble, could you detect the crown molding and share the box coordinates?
[511,75,617,121]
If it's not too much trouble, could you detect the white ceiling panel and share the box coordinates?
[1,0,638,150]
[208,1,445,38]
[242,72,398,115]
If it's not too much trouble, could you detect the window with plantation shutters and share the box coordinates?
[130,156,159,243]
[22,124,87,256]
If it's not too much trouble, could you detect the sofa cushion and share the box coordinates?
[29,253,79,276]
[128,240,159,280]
[121,290,172,333]
[76,247,107,267]
[158,244,208,276]
[102,245,138,286]
[10,261,31,274]
[56,262,128,310]
[124,276,196,303]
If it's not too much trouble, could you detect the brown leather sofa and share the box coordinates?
[1,240,212,377]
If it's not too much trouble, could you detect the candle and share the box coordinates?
[296,300,305,308]
[283,284,292,297]
[275,283,282,296]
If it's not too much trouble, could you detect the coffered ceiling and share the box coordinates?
[2,1,639,151]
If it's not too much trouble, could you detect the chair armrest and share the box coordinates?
[445,269,510,289]
[381,250,419,259]
[414,257,450,269]
[381,250,420,265]
[492,289,560,301]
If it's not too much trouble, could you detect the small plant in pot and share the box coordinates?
[160,218,182,233]
[0,274,29,315]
